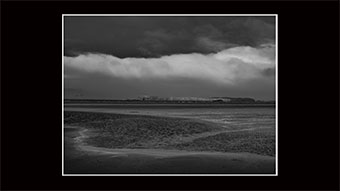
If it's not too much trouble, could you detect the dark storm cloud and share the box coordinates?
[64,16,275,57]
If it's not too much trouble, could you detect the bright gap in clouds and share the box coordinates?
[65,44,275,86]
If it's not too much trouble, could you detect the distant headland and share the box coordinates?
[64,96,275,104]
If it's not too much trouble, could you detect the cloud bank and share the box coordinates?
[65,44,275,86]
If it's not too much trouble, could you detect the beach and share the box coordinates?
[64,107,275,174]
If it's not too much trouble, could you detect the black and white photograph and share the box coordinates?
[63,14,277,175]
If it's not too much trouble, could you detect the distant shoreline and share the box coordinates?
[64,98,275,105]
[64,102,275,107]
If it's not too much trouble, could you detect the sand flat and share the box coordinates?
[64,125,275,174]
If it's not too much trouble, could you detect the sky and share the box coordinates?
[64,16,276,100]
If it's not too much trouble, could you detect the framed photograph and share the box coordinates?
[62,14,278,176]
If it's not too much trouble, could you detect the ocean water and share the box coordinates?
[65,104,276,130]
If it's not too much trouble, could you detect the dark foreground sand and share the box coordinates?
[64,126,275,174]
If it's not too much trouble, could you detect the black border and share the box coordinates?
[1,0,339,190]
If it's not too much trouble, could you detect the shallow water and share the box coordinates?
[65,104,275,130]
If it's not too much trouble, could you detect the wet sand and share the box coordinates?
[64,126,275,174]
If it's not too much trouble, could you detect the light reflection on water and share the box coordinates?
[165,108,275,130]
[65,104,275,130]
